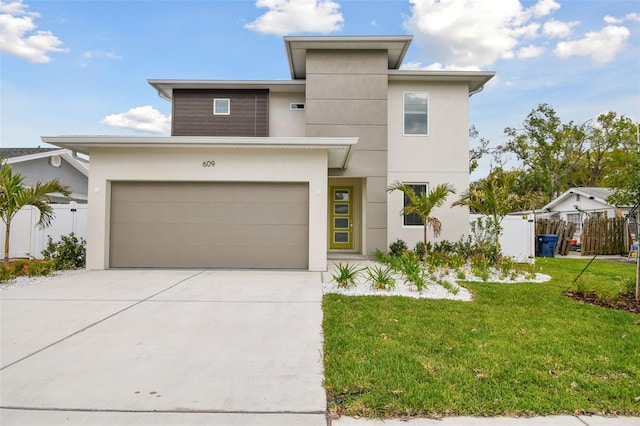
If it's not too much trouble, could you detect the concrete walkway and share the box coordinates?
[0,270,327,426]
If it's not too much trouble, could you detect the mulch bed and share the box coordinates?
[563,291,640,315]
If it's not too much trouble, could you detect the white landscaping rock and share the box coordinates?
[323,261,552,301]
[0,269,85,291]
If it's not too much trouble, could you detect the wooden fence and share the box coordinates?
[535,219,577,256]
[581,217,629,256]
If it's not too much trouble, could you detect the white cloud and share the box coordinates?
[530,0,560,18]
[554,25,630,65]
[516,44,544,59]
[101,106,170,134]
[404,0,553,69]
[245,0,343,35]
[77,49,123,67]
[0,0,67,63]
[542,19,579,38]
[604,12,640,24]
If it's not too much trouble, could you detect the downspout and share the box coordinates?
[469,85,485,97]
[156,89,172,102]
[72,151,89,164]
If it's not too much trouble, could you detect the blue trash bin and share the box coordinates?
[537,234,559,257]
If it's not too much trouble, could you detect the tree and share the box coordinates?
[469,125,490,174]
[452,169,523,262]
[581,112,634,186]
[0,161,70,261]
[604,119,640,207]
[386,181,455,249]
[602,120,640,301]
[504,103,589,204]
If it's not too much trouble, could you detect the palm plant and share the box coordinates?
[386,181,455,249]
[1,161,70,261]
[452,170,523,263]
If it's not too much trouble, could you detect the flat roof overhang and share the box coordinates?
[148,80,305,101]
[284,35,413,79]
[41,136,357,170]
[388,70,496,95]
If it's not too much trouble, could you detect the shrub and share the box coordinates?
[415,241,426,260]
[42,233,86,270]
[0,259,55,282]
[331,263,363,288]
[399,252,426,291]
[389,239,408,257]
[364,265,396,290]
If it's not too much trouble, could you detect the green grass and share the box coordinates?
[323,258,640,418]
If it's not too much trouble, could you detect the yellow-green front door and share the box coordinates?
[330,186,353,249]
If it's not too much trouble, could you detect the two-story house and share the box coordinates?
[43,35,494,271]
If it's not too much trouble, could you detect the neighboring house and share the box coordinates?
[42,35,494,271]
[0,148,89,203]
[540,187,636,241]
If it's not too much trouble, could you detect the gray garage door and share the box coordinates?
[110,182,309,269]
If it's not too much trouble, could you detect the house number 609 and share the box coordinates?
[202,161,216,167]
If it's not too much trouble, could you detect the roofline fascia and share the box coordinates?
[148,79,306,101]
[284,35,414,79]
[5,149,68,164]
[5,148,89,177]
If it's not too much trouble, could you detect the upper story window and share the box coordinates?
[403,92,428,135]
[403,183,428,226]
[213,98,230,115]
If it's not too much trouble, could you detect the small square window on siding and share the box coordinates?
[213,98,230,115]
[403,183,428,226]
[404,92,428,135]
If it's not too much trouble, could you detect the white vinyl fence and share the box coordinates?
[0,203,87,259]
[470,213,536,263]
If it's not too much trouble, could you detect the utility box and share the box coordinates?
[537,234,559,258]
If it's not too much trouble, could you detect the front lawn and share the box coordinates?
[323,258,640,418]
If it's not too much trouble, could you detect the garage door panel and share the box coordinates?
[110,182,309,268]
[112,223,308,246]
[112,182,307,203]
[110,241,307,269]
[111,201,308,225]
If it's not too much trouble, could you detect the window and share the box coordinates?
[213,98,230,115]
[403,183,427,226]
[403,92,428,135]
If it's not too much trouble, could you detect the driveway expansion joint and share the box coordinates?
[1,406,327,415]
[0,271,204,371]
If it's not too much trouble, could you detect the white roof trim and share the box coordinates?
[148,79,305,101]
[284,35,413,79]
[6,149,89,177]
[388,70,496,94]
[41,136,358,170]
[542,187,628,210]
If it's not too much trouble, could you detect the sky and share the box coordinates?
[1,0,639,179]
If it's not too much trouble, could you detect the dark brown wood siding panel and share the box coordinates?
[172,89,269,137]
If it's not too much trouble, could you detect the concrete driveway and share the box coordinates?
[0,270,327,425]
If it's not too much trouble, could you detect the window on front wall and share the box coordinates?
[403,183,428,226]
[213,98,230,115]
[404,92,428,135]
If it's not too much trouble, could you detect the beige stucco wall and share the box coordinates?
[86,147,328,271]
[269,92,306,137]
[386,81,471,248]
[305,49,389,255]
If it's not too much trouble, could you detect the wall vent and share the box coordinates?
[50,155,62,168]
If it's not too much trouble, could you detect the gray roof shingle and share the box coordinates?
[0,148,60,159]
